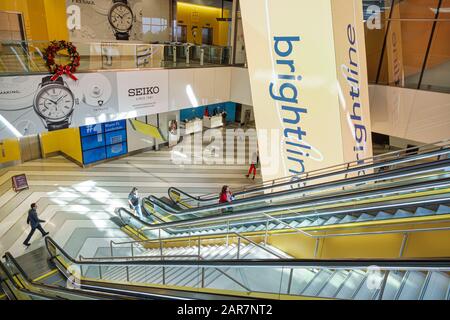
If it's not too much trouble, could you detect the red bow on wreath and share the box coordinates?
[50,65,78,81]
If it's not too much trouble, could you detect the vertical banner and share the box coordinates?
[240,0,372,182]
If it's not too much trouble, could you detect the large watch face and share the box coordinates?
[109,3,133,32]
[34,84,74,122]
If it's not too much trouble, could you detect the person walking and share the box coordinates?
[128,187,144,219]
[23,203,49,247]
[246,149,259,180]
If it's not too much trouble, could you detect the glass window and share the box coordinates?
[394,0,440,19]
[420,21,450,92]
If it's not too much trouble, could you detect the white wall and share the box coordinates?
[369,84,450,144]
[168,67,232,110]
[230,67,252,106]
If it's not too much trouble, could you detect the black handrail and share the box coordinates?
[168,146,450,204]
[121,174,450,232]
[1,252,133,300]
[44,237,450,269]
[145,158,450,218]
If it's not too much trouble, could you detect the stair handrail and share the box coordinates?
[45,236,450,270]
[117,175,450,242]
[110,230,285,259]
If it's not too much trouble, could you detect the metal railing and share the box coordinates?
[167,140,450,207]
[138,158,450,227]
[0,40,232,76]
[44,237,450,300]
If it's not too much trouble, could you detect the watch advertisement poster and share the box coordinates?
[67,0,143,42]
[0,70,169,140]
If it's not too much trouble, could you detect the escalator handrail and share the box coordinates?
[123,174,450,231]
[163,196,450,235]
[0,260,64,300]
[110,230,285,259]
[146,195,199,216]
[1,252,131,300]
[168,142,450,203]
[44,236,450,270]
[151,158,450,217]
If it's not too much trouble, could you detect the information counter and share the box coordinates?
[203,114,223,128]
[184,118,203,135]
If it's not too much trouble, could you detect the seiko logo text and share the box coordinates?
[128,87,160,97]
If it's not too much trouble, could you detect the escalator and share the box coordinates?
[28,237,450,300]
[116,156,450,240]
[143,144,450,225]
[0,248,137,300]
[159,142,450,212]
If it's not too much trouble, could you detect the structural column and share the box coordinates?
[240,0,373,181]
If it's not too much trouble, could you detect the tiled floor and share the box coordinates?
[0,127,260,260]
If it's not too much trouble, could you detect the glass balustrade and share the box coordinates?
[0,41,232,75]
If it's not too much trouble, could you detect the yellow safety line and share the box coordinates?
[32,269,59,283]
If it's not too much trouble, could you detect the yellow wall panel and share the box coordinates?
[267,219,450,259]
[59,128,82,163]
[177,2,230,46]
[43,0,69,41]
[0,138,21,163]
[26,0,49,41]
[40,131,60,155]
[403,230,450,258]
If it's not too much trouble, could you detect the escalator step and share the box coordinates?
[309,218,326,227]
[393,209,413,219]
[415,207,435,216]
[436,205,450,215]
[254,224,266,231]
[355,213,374,222]
[374,211,392,220]
[296,219,312,227]
[289,221,300,228]
[324,216,341,225]
[339,215,357,224]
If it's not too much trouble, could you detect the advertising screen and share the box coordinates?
[81,134,106,151]
[106,142,128,158]
[105,129,127,146]
[83,147,107,165]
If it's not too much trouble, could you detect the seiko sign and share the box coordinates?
[128,86,160,97]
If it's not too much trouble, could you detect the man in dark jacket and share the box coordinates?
[23,203,49,247]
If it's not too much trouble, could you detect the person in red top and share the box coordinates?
[219,185,234,203]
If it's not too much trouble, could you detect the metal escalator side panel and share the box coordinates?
[395,271,427,300]
[419,272,450,300]
[334,270,366,299]
[380,271,405,300]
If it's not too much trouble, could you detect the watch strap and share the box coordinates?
[115,32,130,40]
[42,76,63,86]
[47,120,70,131]
[113,0,127,3]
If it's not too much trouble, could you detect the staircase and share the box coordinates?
[95,243,289,290]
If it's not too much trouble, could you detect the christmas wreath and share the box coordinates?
[44,40,80,81]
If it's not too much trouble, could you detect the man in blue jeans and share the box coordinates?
[23,203,49,247]
[128,187,143,219]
